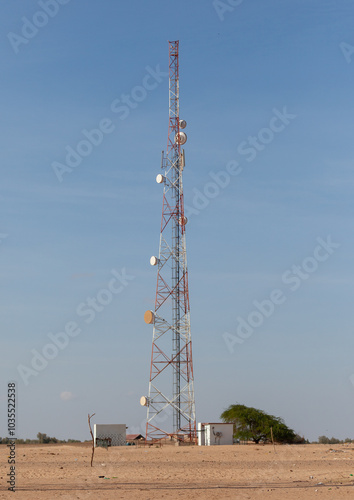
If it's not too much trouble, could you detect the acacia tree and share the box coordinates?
[220,404,297,444]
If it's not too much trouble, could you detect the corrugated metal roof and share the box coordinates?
[126,434,144,440]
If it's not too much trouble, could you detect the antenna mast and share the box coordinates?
[141,40,196,443]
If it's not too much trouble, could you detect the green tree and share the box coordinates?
[37,432,47,443]
[318,435,341,445]
[220,404,297,444]
[37,432,58,444]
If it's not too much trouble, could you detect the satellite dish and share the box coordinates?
[175,132,187,145]
[179,119,187,129]
[140,396,148,407]
[144,310,154,324]
[156,174,164,184]
[150,256,159,266]
[178,216,188,226]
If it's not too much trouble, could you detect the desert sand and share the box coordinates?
[1,442,354,499]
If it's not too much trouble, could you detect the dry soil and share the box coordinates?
[1,442,354,499]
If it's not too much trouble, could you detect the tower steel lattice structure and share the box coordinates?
[142,41,196,443]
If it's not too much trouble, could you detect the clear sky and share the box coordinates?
[1,0,354,443]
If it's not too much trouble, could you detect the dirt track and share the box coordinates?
[1,443,354,499]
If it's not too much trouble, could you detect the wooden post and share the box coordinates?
[270,426,276,453]
[88,413,96,466]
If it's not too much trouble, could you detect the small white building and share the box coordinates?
[197,422,234,446]
[94,424,126,447]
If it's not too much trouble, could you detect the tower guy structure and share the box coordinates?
[141,41,196,443]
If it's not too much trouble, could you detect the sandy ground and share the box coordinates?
[1,442,354,499]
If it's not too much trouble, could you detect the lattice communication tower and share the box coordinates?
[141,41,196,443]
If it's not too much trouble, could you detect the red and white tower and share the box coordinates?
[141,41,196,443]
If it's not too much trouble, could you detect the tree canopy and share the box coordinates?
[37,432,58,444]
[220,404,297,444]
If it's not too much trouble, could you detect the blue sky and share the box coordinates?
[1,0,354,442]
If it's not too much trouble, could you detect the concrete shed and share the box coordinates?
[197,422,234,446]
[94,424,126,447]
